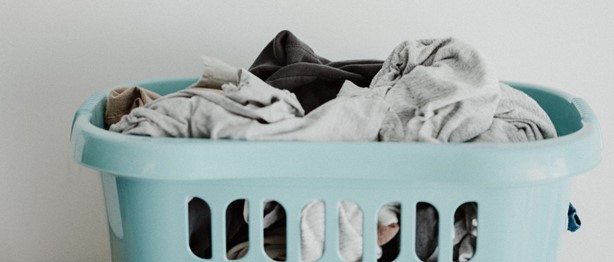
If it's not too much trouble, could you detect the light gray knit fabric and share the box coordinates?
[111,42,555,143]
[110,60,393,142]
[371,38,501,143]
[369,38,556,143]
[471,83,557,142]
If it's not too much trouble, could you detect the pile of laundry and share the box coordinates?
[105,31,557,261]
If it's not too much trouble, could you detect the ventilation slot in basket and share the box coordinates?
[453,202,478,261]
[226,199,249,260]
[338,200,363,262]
[378,202,401,262]
[416,202,439,261]
[188,197,211,259]
[263,200,287,261]
[300,200,325,262]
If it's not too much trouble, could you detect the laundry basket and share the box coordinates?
[70,77,601,262]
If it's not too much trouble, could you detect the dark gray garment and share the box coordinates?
[416,203,439,261]
[188,198,211,259]
[249,30,384,113]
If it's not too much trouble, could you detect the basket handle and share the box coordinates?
[70,90,106,137]
[571,97,598,124]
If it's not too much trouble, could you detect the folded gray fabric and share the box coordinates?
[471,83,557,142]
[372,38,501,143]
[110,59,393,142]
[109,67,303,138]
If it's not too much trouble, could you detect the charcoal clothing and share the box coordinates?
[249,30,383,113]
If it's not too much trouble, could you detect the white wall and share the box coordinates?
[1,1,612,261]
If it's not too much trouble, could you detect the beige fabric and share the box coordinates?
[104,86,161,128]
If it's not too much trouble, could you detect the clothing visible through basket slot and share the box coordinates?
[187,199,478,261]
[106,30,565,261]
[223,201,403,261]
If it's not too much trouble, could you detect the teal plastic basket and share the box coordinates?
[71,78,601,262]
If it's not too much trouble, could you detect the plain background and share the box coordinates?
[1,1,612,261]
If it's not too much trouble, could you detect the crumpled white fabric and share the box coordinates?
[371,38,501,143]
[371,38,556,143]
